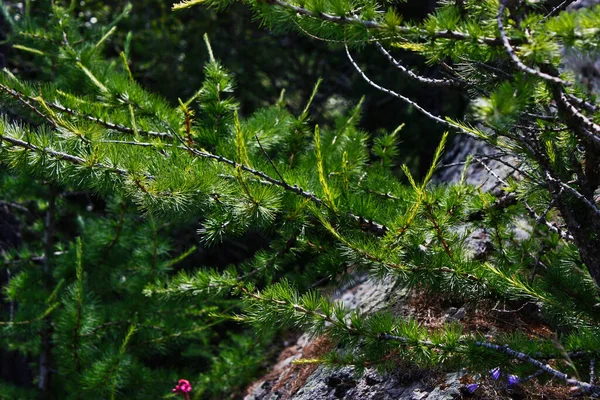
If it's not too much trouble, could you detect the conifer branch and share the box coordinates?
[241,286,354,333]
[271,0,518,46]
[0,134,131,176]
[473,156,574,241]
[475,341,600,395]
[177,129,389,232]
[497,3,570,86]
[174,131,324,205]
[42,99,173,139]
[0,83,59,129]
[379,333,600,394]
[96,136,391,235]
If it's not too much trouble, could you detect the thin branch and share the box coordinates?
[0,85,172,139]
[0,84,59,129]
[497,3,570,86]
[345,43,476,138]
[173,129,390,235]
[545,171,600,218]
[472,156,574,241]
[378,332,600,395]
[475,341,600,395]
[107,202,127,251]
[543,0,578,20]
[0,200,31,214]
[0,134,132,176]
[529,244,550,282]
[42,99,172,139]
[255,134,287,184]
[472,155,510,187]
[374,42,462,88]
[558,92,600,141]
[174,130,325,206]
[273,0,519,47]
[38,186,56,394]
[566,93,598,113]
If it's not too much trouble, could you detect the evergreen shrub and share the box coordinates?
[2,0,600,397]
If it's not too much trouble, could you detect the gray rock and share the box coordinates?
[567,0,600,10]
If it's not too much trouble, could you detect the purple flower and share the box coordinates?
[508,375,520,386]
[489,367,500,380]
[466,383,479,393]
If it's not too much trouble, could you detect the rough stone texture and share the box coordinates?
[289,368,463,400]
[244,136,517,400]
[437,135,518,194]
[567,0,600,10]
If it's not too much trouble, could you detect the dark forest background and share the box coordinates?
[1,0,466,176]
[0,0,465,397]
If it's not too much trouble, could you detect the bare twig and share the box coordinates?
[545,171,600,218]
[374,42,462,88]
[345,43,476,138]
[255,134,287,184]
[473,156,574,241]
[543,0,578,20]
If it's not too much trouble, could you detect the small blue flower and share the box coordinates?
[466,383,479,393]
[508,375,520,386]
[489,367,500,380]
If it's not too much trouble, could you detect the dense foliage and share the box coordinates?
[2,0,600,398]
